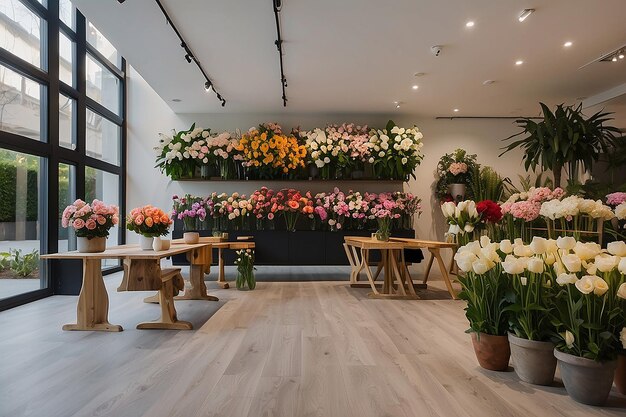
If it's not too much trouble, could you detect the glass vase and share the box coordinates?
[375,217,391,241]
[236,270,256,290]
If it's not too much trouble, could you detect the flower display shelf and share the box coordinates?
[173,178,406,183]
[171,229,422,268]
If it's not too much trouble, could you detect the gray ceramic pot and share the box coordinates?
[508,333,556,385]
[554,348,617,406]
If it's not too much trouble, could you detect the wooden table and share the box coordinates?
[41,243,215,331]
[389,237,458,299]
[344,236,419,299]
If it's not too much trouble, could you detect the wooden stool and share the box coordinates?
[137,268,193,330]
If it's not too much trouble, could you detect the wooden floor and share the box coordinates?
[1,272,625,417]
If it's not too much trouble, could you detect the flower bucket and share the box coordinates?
[139,235,154,251]
[554,348,617,406]
[508,333,556,385]
[77,236,106,253]
[615,352,626,395]
[448,183,466,202]
[471,332,510,371]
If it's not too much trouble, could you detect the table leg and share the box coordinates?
[431,247,458,300]
[362,249,380,296]
[449,246,459,276]
[344,243,359,284]
[176,264,219,301]
[63,259,123,332]
[217,247,229,289]
[422,252,435,285]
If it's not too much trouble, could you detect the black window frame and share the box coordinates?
[0,0,127,311]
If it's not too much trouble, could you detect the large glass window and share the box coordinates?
[0,0,46,69]
[0,64,45,141]
[0,149,45,300]
[0,3,126,310]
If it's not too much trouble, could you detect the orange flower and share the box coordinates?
[287,200,299,209]
[161,215,170,224]
[145,217,154,227]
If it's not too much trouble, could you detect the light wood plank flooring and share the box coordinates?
[1,271,625,417]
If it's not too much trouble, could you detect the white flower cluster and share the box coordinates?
[539,196,614,220]
[616,202,626,220]
[368,126,424,164]
[303,128,350,168]
[441,200,480,234]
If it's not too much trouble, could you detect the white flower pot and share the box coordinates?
[139,235,154,250]
[448,183,466,201]
[183,232,199,244]
[152,237,171,251]
[77,236,106,253]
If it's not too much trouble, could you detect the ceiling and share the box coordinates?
[73,0,626,121]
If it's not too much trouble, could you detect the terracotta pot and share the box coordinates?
[614,352,626,395]
[183,232,199,244]
[139,235,154,250]
[508,333,556,385]
[470,332,510,371]
[76,236,106,253]
[554,348,617,406]
[152,237,171,251]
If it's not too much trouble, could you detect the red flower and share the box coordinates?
[476,200,503,223]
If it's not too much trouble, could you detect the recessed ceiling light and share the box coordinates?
[518,9,534,22]
[412,85,418,90]
[620,54,625,59]
[483,80,495,85]
[564,41,573,48]
[612,56,618,62]
[396,104,401,109]
[515,60,524,65]
[465,21,475,28]
[453,108,459,112]
[414,72,426,77]
[172,98,182,102]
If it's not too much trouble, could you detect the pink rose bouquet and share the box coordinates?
[62,199,119,238]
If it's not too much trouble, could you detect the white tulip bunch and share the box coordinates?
[441,200,482,244]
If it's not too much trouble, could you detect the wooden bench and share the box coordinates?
[137,268,192,330]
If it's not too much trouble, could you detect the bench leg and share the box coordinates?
[137,279,193,330]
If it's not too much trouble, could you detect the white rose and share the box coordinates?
[594,255,619,273]
[617,283,626,299]
[401,157,408,164]
[556,273,577,286]
[556,236,576,251]
[575,276,596,294]
[565,330,575,348]
[499,240,513,254]
[593,277,609,296]
[608,241,626,257]
[324,157,330,164]
[527,257,545,274]
[530,237,548,255]
[561,254,582,273]
[368,157,374,163]
[379,151,385,157]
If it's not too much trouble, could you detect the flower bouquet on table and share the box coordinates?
[278,188,314,232]
[453,237,512,371]
[368,120,424,180]
[172,194,205,243]
[126,205,173,250]
[440,200,482,246]
[369,196,400,241]
[435,149,478,201]
[498,236,560,384]
[235,248,256,290]
[550,238,626,405]
[62,199,119,253]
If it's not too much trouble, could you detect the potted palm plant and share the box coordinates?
[501,103,621,188]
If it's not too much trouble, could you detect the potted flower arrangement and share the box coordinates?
[454,237,511,371]
[154,124,205,179]
[171,194,205,244]
[61,199,119,253]
[126,205,173,250]
[368,120,424,180]
[440,200,482,245]
[204,131,242,179]
[501,236,559,385]
[550,239,625,405]
[235,248,256,290]
[435,149,478,202]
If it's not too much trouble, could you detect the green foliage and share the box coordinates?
[3,249,40,278]
[0,161,39,222]
[469,165,508,202]
[501,103,622,187]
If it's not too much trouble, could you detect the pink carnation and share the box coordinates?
[509,201,541,222]
[607,192,626,207]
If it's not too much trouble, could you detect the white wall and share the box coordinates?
[127,68,526,249]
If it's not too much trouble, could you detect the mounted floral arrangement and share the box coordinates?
[154,124,207,180]
[368,120,424,180]
[62,199,119,238]
[250,187,278,230]
[435,148,478,201]
[126,205,172,237]
[276,188,314,232]
[171,194,206,232]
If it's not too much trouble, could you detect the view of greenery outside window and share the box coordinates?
[0,0,126,309]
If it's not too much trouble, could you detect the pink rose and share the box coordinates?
[96,215,107,225]
[86,219,97,230]
[134,214,144,225]
[112,215,119,225]
[73,218,85,229]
